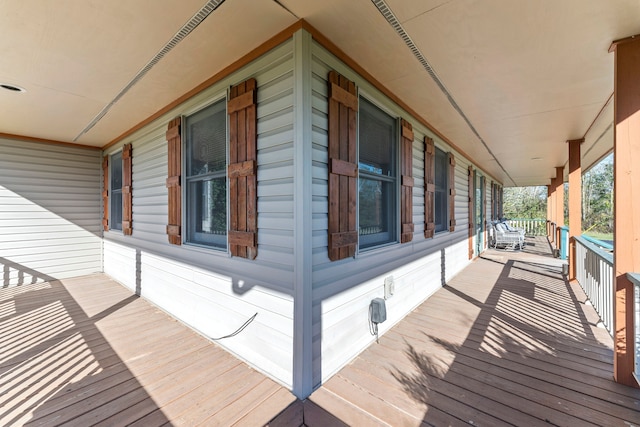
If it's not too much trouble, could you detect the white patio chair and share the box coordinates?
[504,221,526,238]
[493,222,525,250]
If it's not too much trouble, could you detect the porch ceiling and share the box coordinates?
[1,0,637,186]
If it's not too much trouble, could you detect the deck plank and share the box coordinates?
[306,237,640,425]
[232,387,297,427]
[0,274,293,427]
[4,236,640,426]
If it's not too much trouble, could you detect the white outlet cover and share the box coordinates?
[384,275,394,299]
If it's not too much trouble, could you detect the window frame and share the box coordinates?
[182,95,229,251]
[433,145,449,234]
[356,94,401,252]
[109,150,123,232]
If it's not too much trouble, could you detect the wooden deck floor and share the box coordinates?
[4,237,640,426]
[303,236,640,426]
[0,274,295,426]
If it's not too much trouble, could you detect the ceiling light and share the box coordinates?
[0,83,26,93]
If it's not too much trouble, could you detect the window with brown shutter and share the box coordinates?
[424,137,435,238]
[122,143,133,235]
[468,166,474,259]
[448,153,456,232]
[102,156,108,231]
[328,71,358,260]
[166,117,182,245]
[400,120,414,243]
[228,78,258,259]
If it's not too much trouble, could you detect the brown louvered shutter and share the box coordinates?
[166,117,182,245]
[102,156,108,231]
[400,119,414,243]
[424,137,435,238]
[122,143,133,235]
[490,182,494,220]
[328,70,358,261]
[468,166,474,259]
[228,78,258,259]
[448,153,456,232]
[496,183,499,220]
[496,185,500,219]
[491,182,498,219]
[482,176,487,248]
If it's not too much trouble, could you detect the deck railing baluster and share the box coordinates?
[575,236,614,337]
[626,273,640,382]
[505,218,546,236]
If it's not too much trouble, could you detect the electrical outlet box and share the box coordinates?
[384,276,394,299]
[370,298,387,324]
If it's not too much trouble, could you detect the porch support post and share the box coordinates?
[610,35,640,387]
[555,167,564,228]
[549,177,556,242]
[568,139,583,281]
[546,185,552,238]
[554,167,564,248]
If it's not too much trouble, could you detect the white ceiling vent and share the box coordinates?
[74,0,226,142]
[371,0,515,185]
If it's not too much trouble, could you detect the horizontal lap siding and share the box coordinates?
[103,240,138,292]
[102,40,296,388]
[0,138,102,286]
[310,42,477,385]
[139,252,293,384]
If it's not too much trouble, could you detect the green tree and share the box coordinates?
[503,186,547,219]
[501,154,612,234]
[582,155,613,234]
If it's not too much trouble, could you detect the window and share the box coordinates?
[184,98,227,249]
[358,97,398,249]
[110,151,123,231]
[434,147,448,233]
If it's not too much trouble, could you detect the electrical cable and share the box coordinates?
[368,304,379,343]
[210,312,257,340]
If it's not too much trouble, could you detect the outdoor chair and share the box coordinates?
[503,221,526,237]
[492,221,525,250]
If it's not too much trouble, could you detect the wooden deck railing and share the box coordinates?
[506,218,546,236]
[574,236,614,336]
[629,272,640,383]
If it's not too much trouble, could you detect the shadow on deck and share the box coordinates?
[289,236,640,426]
[3,237,639,426]
[0,273,294,426]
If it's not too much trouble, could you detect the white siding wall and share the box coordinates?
[103,40,296,388]
[99,30,501,395]
[310,41,484,385]
[0,138,102,286]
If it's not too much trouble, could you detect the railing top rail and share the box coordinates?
[575,235,614,265]
[627,272,640,287]
[581,234,614,251]
[507,218,546,222]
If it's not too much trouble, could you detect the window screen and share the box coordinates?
[110,151,123,231]
[434,147,448,232]
[358,97,397,249]
[185,99,227,249]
